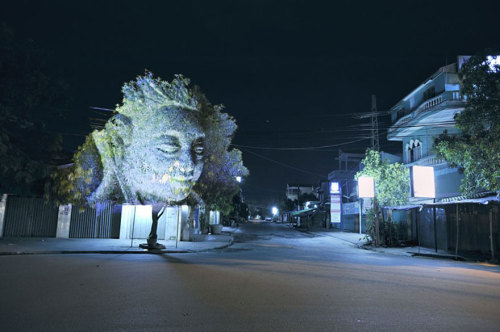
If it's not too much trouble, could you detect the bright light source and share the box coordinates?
[358,176,375,198]
[235,176,242,183]
[412,166,435,198]
[305,201,310,208]
[271,206,278,216]
[486,55,500,72]
[330,182,340,194]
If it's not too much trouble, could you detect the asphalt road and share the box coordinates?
[1,222,500,331]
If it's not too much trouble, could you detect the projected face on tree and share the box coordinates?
[121,106,205,202]
[84,73,210,205]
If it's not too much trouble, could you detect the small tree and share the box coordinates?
[435,52,500,196]
[355,149,410,245]
[298,193,318,207]
[280,198,296,212]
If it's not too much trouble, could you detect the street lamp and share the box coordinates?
[235,176,242,183]
[411,166,437,252]
[271,206,278,216]
[357,176,378,245]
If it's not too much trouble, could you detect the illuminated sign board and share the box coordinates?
[330,182,340,194]
[358,176,375,198]
[411,166,435,198]
[330,194,341,223]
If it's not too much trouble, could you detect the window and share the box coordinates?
[406,140,422,163]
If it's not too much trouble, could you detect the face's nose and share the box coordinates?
[174,150,195,177]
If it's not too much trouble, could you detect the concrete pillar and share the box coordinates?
[163,206,179,241]
[0,194,7,237]
[56,204,72,238]
[119,205,136,239]
[180,205,190,241]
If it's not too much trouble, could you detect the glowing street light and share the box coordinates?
[235,176,242,183]
[271,206,278,216]
[357,175,379,245]
[411,166,436,198]
[358,176,375,198]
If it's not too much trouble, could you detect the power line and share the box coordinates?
[240,148,327,177]
[232,137,370,151]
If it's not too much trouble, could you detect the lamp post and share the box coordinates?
[272,206,278,220]
[411,166,436,252]
[358,176,378,246]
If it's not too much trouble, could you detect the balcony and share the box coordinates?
[388,91,465,140]
[391,91,464,125]
[404,154,446,167]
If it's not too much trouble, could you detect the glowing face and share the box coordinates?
[121,106,205,202]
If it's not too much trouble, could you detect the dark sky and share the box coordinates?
[2,0,499,204]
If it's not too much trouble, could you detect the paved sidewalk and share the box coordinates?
[303,228,471,262]
[0,230,233,255]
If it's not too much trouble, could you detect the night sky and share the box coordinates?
[2,0,499,204]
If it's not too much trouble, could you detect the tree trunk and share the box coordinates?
[186,205,197,241]
[147,205,165,248]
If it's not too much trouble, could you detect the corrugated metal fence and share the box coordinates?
[3,196,59,237]
[69,202,114,238]
[2,196,119,238]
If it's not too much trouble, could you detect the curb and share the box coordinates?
[0,237,234,256]
[410,252,466,261]
[297,229,367,247]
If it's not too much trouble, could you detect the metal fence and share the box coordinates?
[69,202,115,238]
[3,196,59,237]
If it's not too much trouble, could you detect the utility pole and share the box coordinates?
[371,94,380,151]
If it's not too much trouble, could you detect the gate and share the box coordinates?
[3,196,58,237]
[69,202,114,238]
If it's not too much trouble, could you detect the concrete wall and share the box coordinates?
[119,205,192,241]
[56,204,72,238]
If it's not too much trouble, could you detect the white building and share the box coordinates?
[286,184,317,201]
[387,56,469,201]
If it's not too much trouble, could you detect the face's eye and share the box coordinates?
[192,138,204,161]
[157,143,180,154]
[156,135,181,154]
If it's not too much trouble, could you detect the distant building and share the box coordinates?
[286,184,316,201]
[387,56,468,201]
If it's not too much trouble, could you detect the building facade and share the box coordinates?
[286,184,317,202]
[387,57,469,201]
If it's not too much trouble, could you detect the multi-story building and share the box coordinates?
[387,57,469,201]
[286,184,316,202]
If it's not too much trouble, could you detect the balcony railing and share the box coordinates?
[390,91,465,133]
[405,154,446,167]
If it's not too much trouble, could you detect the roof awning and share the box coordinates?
[384,195,499,210]
[291,208,316,216]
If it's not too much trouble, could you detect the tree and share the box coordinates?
[280,197,296,212]
[355,149,410,244]
[0,23,66,196]
[53,72,247,248]
[193,88,248,217]
[435,52,500,196]
[298,193,317,206]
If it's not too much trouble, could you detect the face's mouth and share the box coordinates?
[171,176,193,182]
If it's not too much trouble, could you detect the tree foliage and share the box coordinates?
[355,149,410,245]
[435,53,500,196]
[0,23,66,196]
[355,149,410,207]
[192,88,248,215]
[53,72,248,213]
